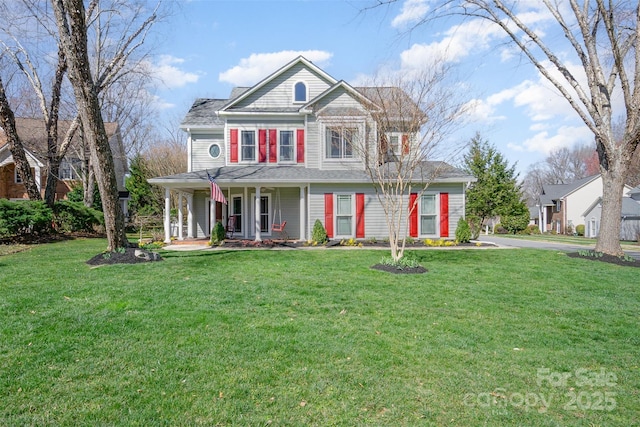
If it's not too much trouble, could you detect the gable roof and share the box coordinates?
[220,56,338,113]
[539,174,600,206]
[583,196,640,218]
[0,118,121,161]
[301,80,378,116]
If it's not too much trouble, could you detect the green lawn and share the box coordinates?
[1,239,638,426]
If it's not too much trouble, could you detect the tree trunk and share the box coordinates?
[44,152,61,206]
[595,159,629,256]
[52,0,127,251]
[0,77,41,201]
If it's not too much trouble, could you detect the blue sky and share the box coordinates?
[148,0,596,173]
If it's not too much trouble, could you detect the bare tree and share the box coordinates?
[51,0,130,250]
[0,0,162,207]
[0,75,41,200]
[374,1,639,256]
[319,65,466,261]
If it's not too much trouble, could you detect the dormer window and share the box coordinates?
[293,81,307,103]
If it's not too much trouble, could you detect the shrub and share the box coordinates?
[210,221,226,245]
[500,213,529,234]
[311,219,328,244]
[0,199,52,237]
[521,224,541,235]
[53,200,104,233]
[466,215,483,239]
[575,224,585,236]
[455,218,472,243]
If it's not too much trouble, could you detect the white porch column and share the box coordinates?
[254,186,262,241]
[209,198,215,235]
[186,194,194,238]
[177,192,184,240]
[542,206,548,232]
[299,186,306,241]
[163,187,171,243]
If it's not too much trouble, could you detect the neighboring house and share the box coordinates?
[582,196,640,241]
[0,118,129,213]
[148,56,475,242]
[537,174,632,234]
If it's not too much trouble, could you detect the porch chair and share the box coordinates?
[226,215,236,238]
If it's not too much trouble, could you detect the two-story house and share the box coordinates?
[0,118,129,212]
[149,56,474,242]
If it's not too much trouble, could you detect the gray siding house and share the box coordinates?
[149,56,474,242]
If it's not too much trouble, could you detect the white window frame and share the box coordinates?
[419,193,440,237]
[231,194,243,234]
[250,193,272,236]
[325,127,356,160]
[292,81,308,103]
[59,158,82,180]
[386,132,403,156]
[241,130,256,162]
[334,193,355,238]
[208,143,222,159]
[278,130,295,163]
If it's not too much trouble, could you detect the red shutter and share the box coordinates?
[409,193,418,238]
[269,129,277,163]
[296,129,305,163]
[230,129,238,163]
[258,129,267,162]
[356,193,365,238]
[402,134,409,155]
[440,193,449,237]
[324,193,334,238]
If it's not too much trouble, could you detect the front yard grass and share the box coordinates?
[1,239,638,426]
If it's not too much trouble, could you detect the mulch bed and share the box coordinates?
[86,247,162,266]
[370,264,428,274]
[566,252,640,268]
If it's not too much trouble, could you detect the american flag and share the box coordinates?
[207,172,227,204]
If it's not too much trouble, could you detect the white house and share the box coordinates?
[149,56,475,242]
[537,174,632,234]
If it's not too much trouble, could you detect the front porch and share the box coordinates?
[161,185,308,243]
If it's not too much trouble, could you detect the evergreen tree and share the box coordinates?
[463,133,525,237]
[126,155,159,217]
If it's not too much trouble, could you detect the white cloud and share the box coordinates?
[219,50,333,86]
[150,55,202,89]
[515,125,593,154]
[463,98,506,123]
[391,0,430,29]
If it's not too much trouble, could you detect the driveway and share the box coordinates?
[479,235,640,260]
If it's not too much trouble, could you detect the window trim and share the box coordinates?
[419,193,440,237]
[208,143,222,159]
[278,130,296,163]
[231,194,243,234]
[325,127,356,160]
[240,130,256,162]
[292,81,308,103]
[334,193,355,238]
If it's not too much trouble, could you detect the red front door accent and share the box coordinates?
[356,193,365,238]
[324,193,334,238]
[440,192,449,237]
[230,129,238,163]
[258,129,267,162]
[268,129,277,163]
[296,129,305,163]
[409,193,418,238]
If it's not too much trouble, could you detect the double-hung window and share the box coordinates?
[420,194,437,235]
[336,194,353,236]
[59,159,81,180]
[241,130,256,161]
[326,128,355,159]
[279,130,294,162]
[14,168,23,184]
